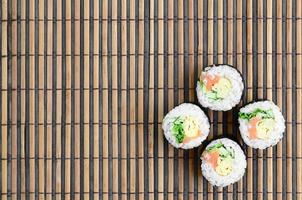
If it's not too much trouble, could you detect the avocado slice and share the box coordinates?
[212,77,232,99]
[182,116,199,137]
[256,118,275,139]
[216,157,233,176]
[172,116,200,143]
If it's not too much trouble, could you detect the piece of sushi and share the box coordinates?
[196,64,244,111]
[238,100,285,149]
[201,138,246,187]
[162,103,210,149]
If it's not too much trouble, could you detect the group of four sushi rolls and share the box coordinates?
[162,64,286,187]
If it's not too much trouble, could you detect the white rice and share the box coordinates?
[201,138,246,187]
[196,65,244,111]
[238,100,285,149]
[162,103,210,149]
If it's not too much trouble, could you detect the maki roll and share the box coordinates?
[238,100,285,149]
[196,64,244,111]
[201,138,246,187]
[162,103,210,149]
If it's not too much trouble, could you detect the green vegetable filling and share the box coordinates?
[171,117,185,143]
[206,141,235,176]
[207,142,224,152]
[238,108,274,121]
[171,116,200,144]
[198,81,222,101]
[206,141,235,159]
[198,80,206,92]
[198,77,232,101]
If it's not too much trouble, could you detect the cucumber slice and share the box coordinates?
[206,92,219,100]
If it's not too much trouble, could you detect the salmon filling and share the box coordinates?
[204,75,221,91]
[199,74,233,101]
[239,108,276,140]
[248,117,260,139]
[203,142,235,176]
[203,151,220,168]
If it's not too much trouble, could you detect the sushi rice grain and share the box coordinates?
[238,100,285,149]
[162,103,210,149]
[196,65,244,111]
[201,138,247,187]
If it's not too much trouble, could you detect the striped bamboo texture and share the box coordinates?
[0,0,301,199]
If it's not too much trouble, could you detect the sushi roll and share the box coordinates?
[162,103,210,149]
[201,138,246,187]
[238,100,285,149]
[196,64,244,111]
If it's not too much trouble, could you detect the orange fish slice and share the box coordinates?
[248,117,260,139]
[203,151,220,168]
[204,74,221,91]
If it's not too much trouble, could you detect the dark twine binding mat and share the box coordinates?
[0,0,301,199]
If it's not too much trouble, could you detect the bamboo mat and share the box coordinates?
[0,0,301,199]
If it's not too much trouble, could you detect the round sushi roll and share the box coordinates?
[196,64,244,111]
[201,138,246,187]
[238,100,285,149]
[162,103,210,149]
